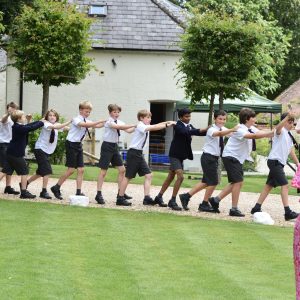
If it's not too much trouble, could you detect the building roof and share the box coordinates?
[276,78,300,114]
[69,0,186,51]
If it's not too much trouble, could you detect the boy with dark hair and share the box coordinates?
[51,101,106,199]
[179,110,238,211]
[95,104,136,204]
[0,102,19,194]
[154,108,207,211]
[117,109,175,206]
[2,110,45,199]
[251,112,299,221]
[209,108,273,217]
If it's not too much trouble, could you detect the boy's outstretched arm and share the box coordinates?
[146,121,176,132]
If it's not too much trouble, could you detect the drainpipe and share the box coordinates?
[19,71,24,110]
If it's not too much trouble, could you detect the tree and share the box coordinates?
[0,11,4,34]
[177,11,288,124]
[269,0,300,97]
[0,0,34,32]
[8,0,93,115]
[186,0,295,98]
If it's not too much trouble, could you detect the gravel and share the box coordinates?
[1,177,299,227]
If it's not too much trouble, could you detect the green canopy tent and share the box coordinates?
[175,93,282,113]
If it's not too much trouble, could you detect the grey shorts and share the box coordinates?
[222,156,243,183]
[98,141,123,169]
[169,157,184,171]
[0,143,9,170]
[65,141,84,169]
[201,152,219,186]
[266,159,288,187]
[34,149,52,176]
[3,154,28,176]
[125,149,151,179]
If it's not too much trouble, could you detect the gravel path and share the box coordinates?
[1,176,299,227]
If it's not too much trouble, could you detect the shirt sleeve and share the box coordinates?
[72,117,81,126]
[206,127,216,137]
[136,122,148,133]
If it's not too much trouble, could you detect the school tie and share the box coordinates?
[114,119,120,137]
[219,128,224,155]
[288,131,299,150]
[49,129,55,144]
[80,118,91,141]
[248,128,256,151]
[141,132,148,149]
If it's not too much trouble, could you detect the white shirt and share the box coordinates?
[202,124,227,157]
[268,127,293,165]
[129,121,149,150]
[103,117,125,143]
[35,121,60,154]
[67,115,91,142]
[0,116,14,143]
[222,124,259,164]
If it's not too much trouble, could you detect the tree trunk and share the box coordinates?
[219,90,224,111]
[208,94,215,126]
[42,80,50,116]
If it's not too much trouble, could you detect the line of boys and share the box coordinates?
[0,101,299,221]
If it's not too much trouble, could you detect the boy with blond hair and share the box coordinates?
[117,109,176,206]
[95,104,136,204]
[2,110,44,199]
[51,101,106,199]
[0,102,20,194]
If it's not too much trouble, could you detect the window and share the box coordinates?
[88,5,107,17]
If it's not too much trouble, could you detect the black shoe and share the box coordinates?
[168,201,182,211]
[198,202,214,213]
[116,196,132,206]
[124,193,132,200]
[50,185,63,200]
[229,208,245,217]
[251,206,262,214]
[76,192,85,196]
[20,190,36,199]
[4,186,20,195]
[95,194,105,205]
[179,193,190,211]
[143,197,155,206]
[208,197,220,213]
[40,190,52,199]
[285,210,299,221]
[153,195,168,207]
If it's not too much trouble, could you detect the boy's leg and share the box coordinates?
[153,170,175,207]
[20,175,36,199]
[117,177,132,206]
[0,172,5,181]
[4,174,20,195]
[281,184,299,220]
[95,168,107,204]
[40,175,52,199]
[250,184,272,214]
[76,167,84,195]
[143,173,153,197]
[168,169,183,211]
[198,185,216,212]
[28,174,41,185]
[117,165,126,189]
[51,167,75,199]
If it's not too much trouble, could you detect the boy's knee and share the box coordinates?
[78,167,84,175]
[145,173,152,180]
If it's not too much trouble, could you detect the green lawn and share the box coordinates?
[0,200,295,299]
[29,163,299,196]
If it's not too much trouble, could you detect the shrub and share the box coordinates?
[28,113,67,164]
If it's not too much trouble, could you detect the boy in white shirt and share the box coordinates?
[0,102,20,194]
[179,110,238,212]
[51,101,106,199]
[251,112,299,221]
[27,109,70,199]
[95,104,136,204]
[117,109,176,206]
[209,108,273,217]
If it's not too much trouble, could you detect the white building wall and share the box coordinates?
[0,72,6,115]
[6,49,206,170]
